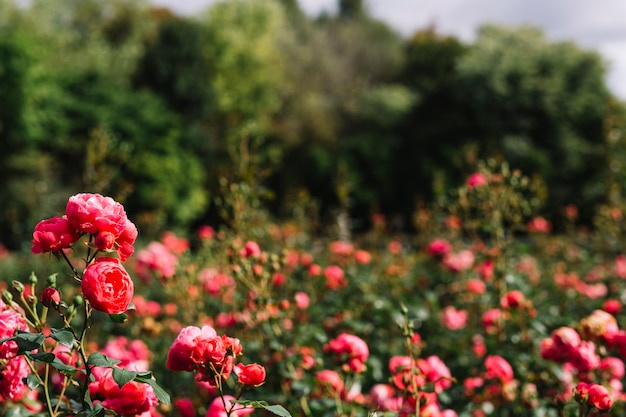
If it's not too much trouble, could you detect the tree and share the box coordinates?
[455,25,611,221]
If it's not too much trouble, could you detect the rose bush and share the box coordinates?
[4,164,626,416]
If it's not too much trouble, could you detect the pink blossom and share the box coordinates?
[89,367,158,416]
[240,241,261,258]
[295,292,310,310]
[174,398,195,417]
[325,333,369,373]
[135,242,178,281]
[442,306,468,330]
[466,172,486,188]
[527,216,552,234]
[369,384,400,411]
[0,309,29,360]
[388,241,402,255]
[324,265,347,290]
[167,325,218,372]
[417,355,452,392]
[329,241,354,257]
[443,250,475,272]
[0,356,30,400]
[600,357,625,379]
[206,395,253,417]
[199,268,235,296]
[484,355,514,383]
[316,370,344,395]
[354,250,372,265]
[161,231,189,255]
[66,193,127,237]
[466,278,486,294]
[426,239,452,257]
[31,216,80,254]
[500,290,525,309]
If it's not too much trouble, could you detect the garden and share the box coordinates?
[2,160,626,417]
[2,0,626,416]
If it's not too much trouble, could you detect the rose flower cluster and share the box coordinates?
[31,193,137,314]
[167,324,266,388]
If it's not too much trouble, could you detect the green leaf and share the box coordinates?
[26,374,39,390]
[49,328,75,348]
[108,313,128,323]
[258,404,292,417]
[233,401,291,417]
[25,351,55,363]
[50,358,82,374]
[86,352,120,367]
[15,331,45,352]
[112,367,138,388]
[137,377,171,405]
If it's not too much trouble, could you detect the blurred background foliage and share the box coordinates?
[0,0,624,249]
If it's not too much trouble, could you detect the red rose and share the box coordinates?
[81,257,134,314]
[31,216,80,254]
[235,363,266,386]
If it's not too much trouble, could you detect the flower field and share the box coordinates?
[2,162,626,417]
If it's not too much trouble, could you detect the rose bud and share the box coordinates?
[41,287,61,308]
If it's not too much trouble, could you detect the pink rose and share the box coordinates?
[89,367,158,416]
[135,242,178,281]
[81,257,134,314]
[174,398,195,417]
[66,193,127,236]
[167,326,217,372]
[417,355,452,392]
[240,241,261,258]
[206,395,253,417]
[295,292,310,310]
[0,309,29,360]
[316,370,344,394]
[443,250,475,272]
[114,218,137,261]
[500,290,525,309]
[354,250,372,265]
[484,355,514,383]
[31,216,80,254]
[442,306,468,330]
[588,383,613,410]
[426,239,452,257]
[527,216,552,234]
[466,172,486,188]
[197,225,215,241]
[325,333,369,372]
[324,265,347,290]
[0,356,30,400]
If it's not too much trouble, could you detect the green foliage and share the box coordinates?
[455,25,610,220]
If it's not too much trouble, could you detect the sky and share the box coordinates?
[150,0,626,100]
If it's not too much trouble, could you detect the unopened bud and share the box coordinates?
[11,280,24,294]
[73,294,84,307]
[40,287,61,308]
[47,273,58,288]
[29,272,38,284]
[1,289,13,304]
